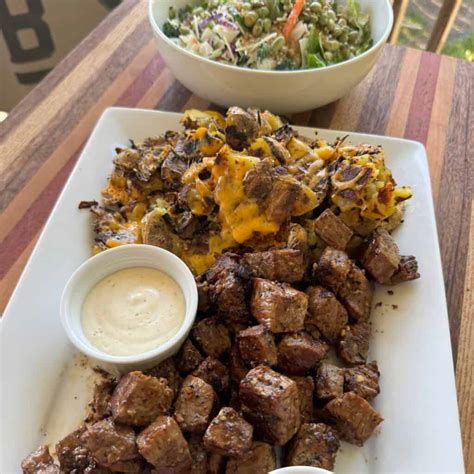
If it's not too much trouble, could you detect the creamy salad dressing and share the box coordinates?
[81,267,185,356]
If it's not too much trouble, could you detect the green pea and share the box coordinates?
[337,18,347,27]
[324,39,340,50]
[327,9,336,21]
[257,6,270,17]
[251,0,265,8]
[168,6,176,19]
[328,19,336,32]
[325,51,333,62]
[310,1,322,13]
[241,3,252,11]
[333,25,342,37]
[319,12,328,25]
[244,11,259,27]
[348,30,360,44]
[271,35,285,51]
[263,17,272,32]
[252,20,263,36]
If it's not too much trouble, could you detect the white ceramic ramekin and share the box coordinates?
[60,244,198,375]
[270,467,332,474]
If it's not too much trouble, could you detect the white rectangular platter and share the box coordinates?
[0,108,464,473]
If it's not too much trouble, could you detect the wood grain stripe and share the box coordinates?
[0,0,133,139]
[0,18,152,212]
[404,52,442,145]
[137,68,176,109]
[425,55,457,202]
[156,81,192,112]
[308,102,338,130]
[182,95,211,111]
[0,41,159,243]
[325,47,396,132]
[356,47,405,134]
[456,200,474,474]
[436,59,474,362]
[0,1,145,178]
[0,231,40,314]
[385,48,422,138]
[115,53,165,107]
[0,149,82,280]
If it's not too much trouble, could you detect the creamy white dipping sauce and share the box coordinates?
[81,267,185,356]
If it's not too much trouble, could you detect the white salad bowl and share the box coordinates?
[149,0,393,114]
[60,244,198,375]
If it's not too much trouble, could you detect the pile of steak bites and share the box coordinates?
[22,210,419,474]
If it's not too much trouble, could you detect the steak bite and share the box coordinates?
[137,416,192,472]
[229,344,251,383]
[225,441,277,473]
[192,316,232,359]
[81,419,140,471]
[314,247,352,293]
[285,423,340,470]
[174,375,217,433]
[243,249,306,283]
[306,286,348,343]
[205,253,251,325]
[266,179,300,224]
[243,158,274,200]
[193,356,230,393]
[196,280,211,312]
[290,376,315,423]
[21,446,60,474]
[240,365,301,445]
[338,321,371,365]
[211,270,250,325]
[325,392,383,446]
[388,255,420,285]
[361,228,401,284]
[203,407,253,458]
[237,325,278,367]
[344,361,380,400]
[56,427,92,472]
[86,376,115,422]
[146,358,182,397]
[338,265,373,321]
[278,332,329,375]
[110,371,174,426]
[315,363,344,401]
[177,339,204,373]
[251,278,307,333]
[314,209,354,250]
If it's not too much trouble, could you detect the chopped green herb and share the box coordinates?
[163,20,180,38]
[276,58,298,70]
[307,53,326,68]
[257,43,270,61]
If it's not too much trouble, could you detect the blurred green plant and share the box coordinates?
[397,0,473,62]
[442,33,474,61]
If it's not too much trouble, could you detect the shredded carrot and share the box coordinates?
[282,0,305,42]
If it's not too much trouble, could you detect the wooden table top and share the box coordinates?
[0,0,472,469]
